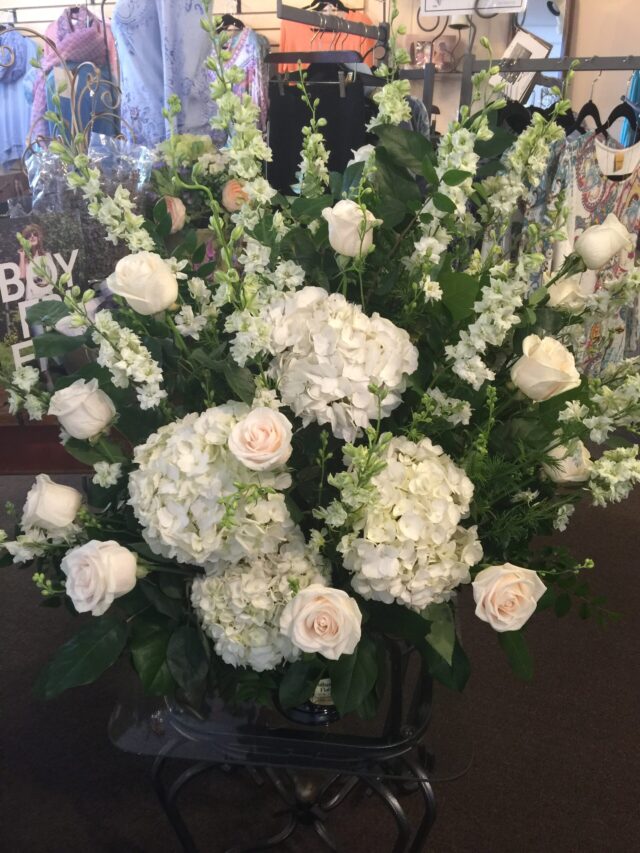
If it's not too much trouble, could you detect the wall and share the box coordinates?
[568,0,640,133]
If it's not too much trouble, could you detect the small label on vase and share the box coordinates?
[311,678,333,706]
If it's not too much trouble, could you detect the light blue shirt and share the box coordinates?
[0,34,38,166]
[112,0,214,147]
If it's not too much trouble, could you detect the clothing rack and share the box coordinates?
[460,54,640,109]
[276,0,388,48]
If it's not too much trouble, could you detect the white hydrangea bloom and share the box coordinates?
[92,462,123,488]
[265,287,418,442]
[191,532,327,671]
[340,436,482,610]
[128,404,294,572]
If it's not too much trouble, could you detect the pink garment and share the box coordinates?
[31,7,117,140]
[209,28,268,131]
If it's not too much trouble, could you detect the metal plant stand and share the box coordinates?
[109,644,437,852]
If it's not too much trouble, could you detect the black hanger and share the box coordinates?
[567,99,603,135]
[530,104,577,134]
[306,0,350,12]
[498,99,532,134]
[216,13,244,31]
[598,101,638,136]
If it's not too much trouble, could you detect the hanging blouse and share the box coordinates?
[31,8,118,141]
[112,0,214,147]
[208,28,270,131]
[278,11,377,74]
[525,132,640,374]
[0,31,38,165]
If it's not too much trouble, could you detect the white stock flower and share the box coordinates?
[589,446,640,506]
[92,462,123,488]
[574,214,634,270]
[228,407,293,471]
[280,585,362,660]
[24,395,46,421]
[547,274,589,314]
[108,252,178,315]
[12,366,39,393]
[341,436,482,611]
[266,287,418,442]
[322,200,380,258]
[128,404,295,572]
[543,441,592,484]
[425,388,472,426]
[191,533,327,671]
[554,503,575,531]
[61,540,137,617]
[22,474,82,532]
[511,335,581,402]
[175,306,208,340]
[48,379,116,440]
[347,144,375,167]
[472,564,546,632]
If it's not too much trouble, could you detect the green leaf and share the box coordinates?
[291,195,332,223]
[498,630,533,681]
[167,625,209,694]
[424,603,456,665]
[130,615,176,695]
[476,126,514,159]
[421,156,439,186]
[431,193,457,215]
[341,160,366,196]
[373,147,421,210]
[140,579,184,620]
[441,169,473,186]
[153,198,172,238]
[374,125,434,174]
[439,270,480,322]
[326,634,377,716]
[63,437,126,467]
[278,658,322,709]
[34,617,128,700]
[365,600,430,644]
[223,362,255,404]
[26,299,69,326]
[422,637,470,692]
[280,227,319,270]
[33,332,87,358]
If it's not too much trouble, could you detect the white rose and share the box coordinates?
[228,407,293,471]
[61,540,137,617]
[472,564,546,632]
[574,213,634,270]
[164,196,187,233]
[321,200,380,258]
[511,335,581,402]
[347,144,376,167]
[546,274,588,314]
[108,252,178,315]
[22,474,82,531]
[543,441,592,484]
[48,378,116,440]
[280,584,362,660]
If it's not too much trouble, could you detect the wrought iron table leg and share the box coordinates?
[404,755,436,852]
[365,776,413,853]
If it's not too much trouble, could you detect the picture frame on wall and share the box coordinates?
[421,0,528,15]
[490,27,552,102]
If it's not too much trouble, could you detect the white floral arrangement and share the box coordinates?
[1,20,639,715]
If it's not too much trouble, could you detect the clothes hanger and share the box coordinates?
[306,1,350,12]
[598,101,638,137]
[216,13,244,31]
[569,69,604,135]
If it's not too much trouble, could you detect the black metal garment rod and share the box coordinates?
[276,0,388,45]
[460,53,640,108]
[265,50,363,65]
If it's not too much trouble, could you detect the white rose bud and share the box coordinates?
[321,199,380,258]
[61,540,137,617]
[280,584,362,660]
[574,213,634,270]
[228,407,293,471]
[22,474,82,531]
[543,440,592,484]
[511,335,581,402]
[347,144,376,167]
[108,252,178,315]
[48,378,116,440]
[472,564,546,633]
[164,196,187,233]
[546,274,588,314]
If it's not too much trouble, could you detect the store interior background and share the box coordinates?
[1,1,639,851]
